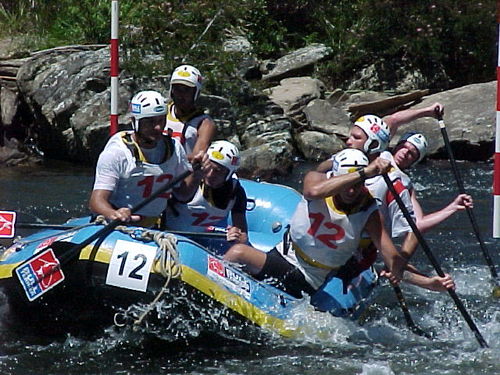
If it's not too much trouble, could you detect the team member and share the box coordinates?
[89,90,204,227]
[223,149,407,298]
[388,131,473,235]
[316,115,456,291]
[361,131,472,259]
[165,140,248,245]
[163,64,217,161]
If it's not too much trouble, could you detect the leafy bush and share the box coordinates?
[0,0,496,93]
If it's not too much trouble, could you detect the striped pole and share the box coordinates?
[110,0,119,136]
[495,2,500,237]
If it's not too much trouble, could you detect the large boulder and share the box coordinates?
[390,81,495,161]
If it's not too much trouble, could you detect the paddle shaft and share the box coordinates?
[15,222,227,239]
[392,285,431,338]
[19,165,200,286]
[436,113,499,281]
[382,173,488,348]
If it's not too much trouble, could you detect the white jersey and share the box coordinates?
[165,180,240,231]
[286,191,377,289]
[93,131,191,217]
[162,102,211,155]
[365,151,414,238]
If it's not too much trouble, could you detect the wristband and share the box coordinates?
[358,168,367,181]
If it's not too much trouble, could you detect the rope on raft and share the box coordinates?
[107,220,181,329]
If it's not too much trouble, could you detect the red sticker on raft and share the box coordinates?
[0,211,16,238]
[16,248,65,301]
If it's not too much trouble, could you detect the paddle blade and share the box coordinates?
[492,283,500,299]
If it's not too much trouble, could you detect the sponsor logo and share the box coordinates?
[131,103,141,114]
[154,105,164,113]
[210,150,224,160]
[0,211,16,238]
[207,256,251,298]
[16,248,65,301]
[208,256,225,276]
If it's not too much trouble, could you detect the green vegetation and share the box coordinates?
[0,0,496,99]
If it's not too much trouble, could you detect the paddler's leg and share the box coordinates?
[224,243,266,274]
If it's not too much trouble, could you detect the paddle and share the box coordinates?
[15,165,200,301]
[14,222,226,238]
[435,109,500,296]
[392,285,431,338]
[382,173,488,348]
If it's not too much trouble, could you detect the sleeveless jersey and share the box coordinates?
[165,179,245,231]
[364,151,414,238]
[93,131,191,217]
[286,190,378,289]
[162,102,211,155]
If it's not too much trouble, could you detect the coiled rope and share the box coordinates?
[109,222,181,329]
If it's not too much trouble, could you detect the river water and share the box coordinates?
[0,159,499,375]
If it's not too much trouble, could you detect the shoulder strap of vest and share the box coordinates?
[121,132,173,164]
[169,102,206,124]
[328,188,375,215]
[121,132,146,164]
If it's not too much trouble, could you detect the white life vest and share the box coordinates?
[287,191,377,289]
[365,151,415,238]
[165,179,239,231]
[162,102,210,155]
[103,131,190,218]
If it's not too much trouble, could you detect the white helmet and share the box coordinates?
[354,115,390,154]
[129,90,167,131]
[207,140,240,181]
[332,148,369,177]
[170,65,203,100]
[398,131,428,165]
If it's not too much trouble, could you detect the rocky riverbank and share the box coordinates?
[0,41,495,178]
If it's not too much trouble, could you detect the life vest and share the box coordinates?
[287,189,377,289]
[107,132,180,222]
[165,179,239,232]
[365,150,415,238]
[162,102,210,155]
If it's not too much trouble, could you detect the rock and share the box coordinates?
[295,131,345,161]
[303,99,351,136]
[264,77,325,115]
[1,41,497,172]
[262,43,333,81]
[238,140,295,180]
[391,81,496,161]
[1,87,18,126]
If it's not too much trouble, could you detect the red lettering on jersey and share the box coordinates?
[307,211,346,250]
[191,212,225,227]
[137,174,174,199]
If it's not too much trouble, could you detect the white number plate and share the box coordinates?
[105,239,156,292]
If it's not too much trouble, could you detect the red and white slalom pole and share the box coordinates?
[110,0,119,136]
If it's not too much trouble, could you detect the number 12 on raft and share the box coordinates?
[16,248,65,301]
[106,240,156,292]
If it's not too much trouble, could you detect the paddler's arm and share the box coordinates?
[187,117,216,162]
[412,189,474,233]
[399,231,419,260]
[89,189,140,222]
[227,211,249,244]
[315,158,333,173]
[365,210,407,283]
[401,271,456,292]
[172,151,206,201]
[384,102,444,138]
[303,156,391,200]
